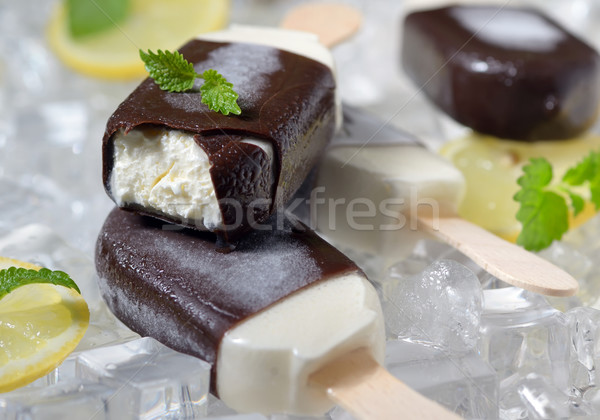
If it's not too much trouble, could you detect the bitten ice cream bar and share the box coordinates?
[102,26,338,240]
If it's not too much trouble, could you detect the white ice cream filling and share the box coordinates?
[216,272,385,415]
[110,128,273,230]
[110,128,220,228]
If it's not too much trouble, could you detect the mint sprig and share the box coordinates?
[562,151,600,209]
[68,0,130,39]
[0,267,81,300]
[199,69,243,116]
[140,49,242,116]
[514,151,600,251]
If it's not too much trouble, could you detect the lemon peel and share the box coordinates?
[47,0,230,80]
[0,256,89,392]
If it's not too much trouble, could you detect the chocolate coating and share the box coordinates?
[103,40,336,239]
[402,5,600,141]
[95,208,361,392]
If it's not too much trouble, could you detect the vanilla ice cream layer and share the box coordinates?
[110,128,220,229]
[217,272,385,415]
[111,128,274,230]
[315,145,465,262]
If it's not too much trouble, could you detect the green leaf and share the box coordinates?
[516,157,553,190]
[515,189,569,251]
[0,267,80,300]
[568,191,585,216]
[590,179,600,210]
[67,0,130,39]
[140,50,242,116]
[514,158,569,251]
[200,69,242,116]
[515,150,600,251]
[562,151,599,186]
[139,49,198,93]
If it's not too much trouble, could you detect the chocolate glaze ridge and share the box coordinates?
[402,5,600,141]
[103,40,335,239]
[95,208,361,393]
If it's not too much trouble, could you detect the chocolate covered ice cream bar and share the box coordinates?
[102,26,338,240]
[95,208,384,415]
[402,5,600,141]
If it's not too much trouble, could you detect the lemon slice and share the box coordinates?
[0,256,89,392]
[47,0,230,80]
[440,133,600,241]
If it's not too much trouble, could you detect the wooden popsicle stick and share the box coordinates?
[310,348,463,420]
[418,214,579,297]
[280,3,362,48]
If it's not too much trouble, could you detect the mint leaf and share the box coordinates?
[0,267,80,300]
[200,69,242,116]
[514,158,569,251]
[563,152,598,186]
[562,150,600,209]
[140,50,241,116]
[140,49,198,93]
[517,157,553,190]
[515,190,569,251]
[568,191,585,216]
[590,179,600,209]
[515,150,600,251]
[67,0,130,39]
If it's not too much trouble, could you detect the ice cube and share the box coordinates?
[514,373,591,419]
[385,339,498,419]
[538,242,592,282]
[0,381,117,420]
[382,259,483,352]
[582,386,600,415]
[534,215,600,308]
[387,240,437,279]
[20,353,78,389]
[565,307,600,396]
[76,337,211,419]
[538,241,600,307]
[563,214,600,255]
[480,288,570,391]
[387,238,511,290]
[381,251,431,298]
[76,304,139,352]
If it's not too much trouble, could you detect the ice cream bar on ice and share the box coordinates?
[314,106,578,297]
[95,208,384,415]
[95,208,465,419]
[315,106,464,259]
[402,5,600,141]
[102,26,339,241]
